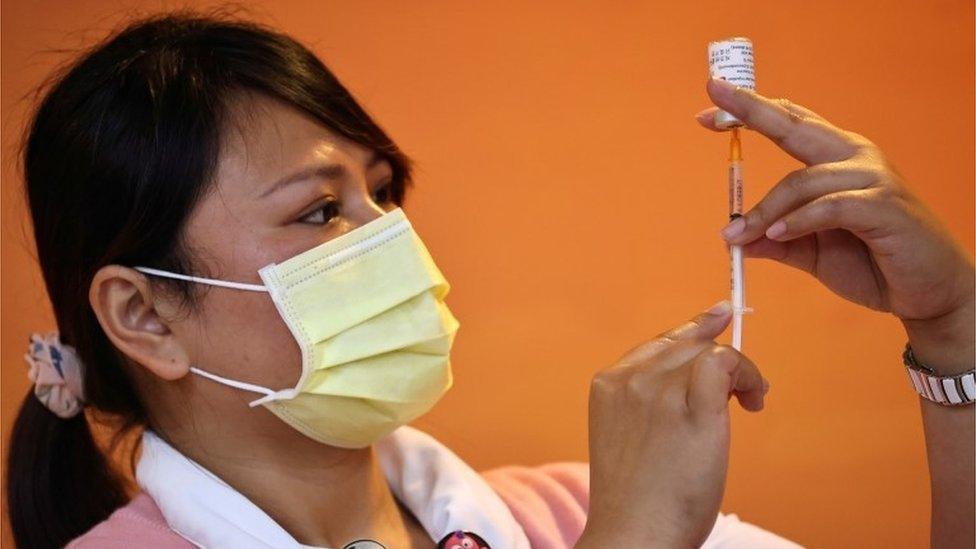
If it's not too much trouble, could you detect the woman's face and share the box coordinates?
[145,91,399,437]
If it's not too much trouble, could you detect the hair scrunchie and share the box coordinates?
[23,331,86,418]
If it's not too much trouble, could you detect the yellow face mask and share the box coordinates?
[134,208,459,448]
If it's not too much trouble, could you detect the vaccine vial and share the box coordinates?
[708,37,755,129]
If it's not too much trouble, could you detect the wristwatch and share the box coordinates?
[903,343,976,406]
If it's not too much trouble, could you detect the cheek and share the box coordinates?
[186,289,302,388]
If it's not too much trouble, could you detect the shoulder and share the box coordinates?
[481,463,803,549]
[481,461,589,548]
[481,461,589,511]
[67,493,192,549]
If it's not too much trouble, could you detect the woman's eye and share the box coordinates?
[372,182,393,205]
[298,199,340,225]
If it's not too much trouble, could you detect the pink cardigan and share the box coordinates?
[68,462,590,548]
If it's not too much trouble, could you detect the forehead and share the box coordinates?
[214,91,371,194]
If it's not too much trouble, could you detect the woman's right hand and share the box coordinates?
[577,301,769,548]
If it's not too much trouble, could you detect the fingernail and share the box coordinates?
[707,300,732,316]
[721,217,746,240]
[694,108,712,122]
[710,77,756,99]
[766,220,787,239]
[762,378,770,394]
[710,76,736,91]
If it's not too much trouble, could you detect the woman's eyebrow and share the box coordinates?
[257,150,385,199]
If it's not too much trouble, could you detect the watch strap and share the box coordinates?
[903,343,976,406]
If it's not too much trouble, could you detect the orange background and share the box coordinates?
[2,1,973,547]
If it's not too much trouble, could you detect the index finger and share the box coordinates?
[688,345,766,417]
[704,78,858,165]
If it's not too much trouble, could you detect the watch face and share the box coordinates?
[342,541,387,549]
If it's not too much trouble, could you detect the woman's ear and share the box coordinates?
[89,265,191,381]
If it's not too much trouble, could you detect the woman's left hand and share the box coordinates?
[696,78,974,353]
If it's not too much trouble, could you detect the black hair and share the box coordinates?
[7,8,412,548]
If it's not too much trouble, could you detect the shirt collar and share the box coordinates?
[136,426,530,549]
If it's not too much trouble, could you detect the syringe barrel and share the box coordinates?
[729,159,744,217]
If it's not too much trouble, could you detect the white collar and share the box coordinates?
[136,426,530,549]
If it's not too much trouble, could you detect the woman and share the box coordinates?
[7,11,973,549]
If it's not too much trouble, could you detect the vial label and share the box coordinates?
[708,37,755,90]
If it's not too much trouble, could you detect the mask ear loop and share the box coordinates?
[133,266,282,406]
[133,266,269,292]
[189,366,282,408]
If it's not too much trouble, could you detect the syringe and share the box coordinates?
[709,36,755,350]
[728,127,751,350]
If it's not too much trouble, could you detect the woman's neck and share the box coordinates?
[159,422,433,548]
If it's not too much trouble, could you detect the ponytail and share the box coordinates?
[7,395,128,548]
[7,393,127,549]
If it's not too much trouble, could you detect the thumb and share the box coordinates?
[619,301,734,365]
[657,300,734,343]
